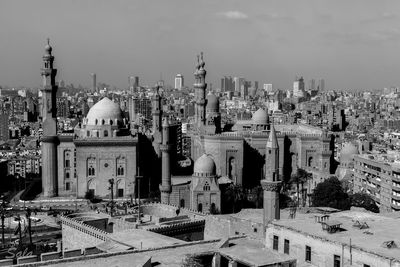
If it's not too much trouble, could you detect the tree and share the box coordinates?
[350,193,379,213]
[247,186,263,208]
[312,176,350,210]
[181,255,203,267]
[224,184,245,213]
[289,168,311,207]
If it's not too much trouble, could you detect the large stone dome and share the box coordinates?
[86,97,124,126]
[252,108,269,125]
[206,92,219,112]
[193,154,216,177]
[340,143,358,163]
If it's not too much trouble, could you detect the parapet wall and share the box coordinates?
[60,215,110,251]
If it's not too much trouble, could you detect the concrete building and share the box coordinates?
[293,76,305,98]
[174,74,184,90]
[0,112,9,141]
[353,152,400,212]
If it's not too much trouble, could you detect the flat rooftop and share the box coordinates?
[218,238,294,266]
[271,210,400,260]
[108,229,185,250]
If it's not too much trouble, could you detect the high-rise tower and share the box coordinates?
[91,73,96,93]
[261,125,281,231]
[194,53,207,129]
[159,117,171,204]
[40,39,59,197]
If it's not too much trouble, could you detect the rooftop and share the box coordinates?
[271,210,400,261]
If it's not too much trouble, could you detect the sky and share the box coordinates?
[1,0,400,91]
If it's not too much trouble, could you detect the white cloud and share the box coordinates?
[217,11,248,20]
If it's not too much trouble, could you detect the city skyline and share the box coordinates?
[2,0,400,90]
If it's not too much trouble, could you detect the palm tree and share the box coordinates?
[289,168,311,207]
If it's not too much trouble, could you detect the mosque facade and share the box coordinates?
[40,42,335,214]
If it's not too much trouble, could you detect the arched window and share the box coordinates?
[96,131,99,137]
[87,131,90,137]
[104,130,108,137]
[117,166,124,176]
[95,119,98,125]
[308,157,313,167]
[203,181,210,191]
[88,166,95,176]
[197,203,203,212]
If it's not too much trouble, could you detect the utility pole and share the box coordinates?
[26,208,32,245]
[0,199,7,246]
[108,179,115,217]
[136,167,143,224]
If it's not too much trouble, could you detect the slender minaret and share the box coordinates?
[152,86,162,134]
[159,117,171,204]
[40,39,58,197]
[194,52,207,129]
[261,125,281,231]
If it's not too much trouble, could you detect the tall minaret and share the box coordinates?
[152,86,162,157]
[194,52,207,129]
[40,39,58,197]
[261,125,281,231]
[159,117,171,204]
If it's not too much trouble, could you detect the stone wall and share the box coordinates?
[61,215,109,251]
[266,224,400,267]
[204,215,264,240]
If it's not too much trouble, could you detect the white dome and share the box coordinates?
[252,108,269,125]
[193,154,216,177]
[340,143,359,163]
[86,97,124,126]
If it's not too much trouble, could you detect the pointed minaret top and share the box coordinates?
[267,124,278,149]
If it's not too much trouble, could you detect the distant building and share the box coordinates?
[129,97,152,125]
[90,73,96,93]
[0,112,9,141]
[264,84,273,92]
[293,76,305,98]
[318,79,325,91]
[174,74,184,90]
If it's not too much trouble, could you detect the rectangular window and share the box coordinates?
[284,239,290,254]
[65,182,70,191]
[65,159,70,168]
[363,265,370,267]
[118,188,124,198]
[305,246,311,262]
[334,255,341,267]
[273,235,279,251]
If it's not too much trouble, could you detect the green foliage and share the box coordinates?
[181,255,203,267]
[312,176,350,210]
[350,193,379,213]
[224,184,245,213]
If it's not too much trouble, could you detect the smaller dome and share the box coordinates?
[193,154,216,177]
[206,92,219,111]
[340,143,359,163]
[252,108,269,125]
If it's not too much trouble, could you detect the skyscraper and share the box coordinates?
[293,76,305,98]
[318,79,325,91]
[90,73,96,93]
[129,76,139,94]
[175,74,184,90]
[0,112,8,141]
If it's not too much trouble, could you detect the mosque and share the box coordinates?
[40,41,335,214]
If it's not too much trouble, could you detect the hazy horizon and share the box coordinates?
[2,0,400,91]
